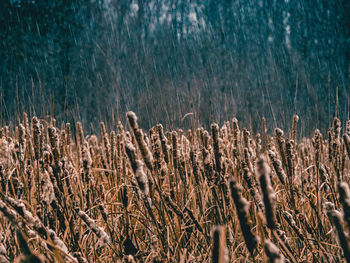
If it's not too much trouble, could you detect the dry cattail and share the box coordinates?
[312,129,322,169]
[344,134,350,161]
[73,253,88,263]
[135,160,149,196]
[157,124,169,164]
[268,150,287,184]
[333,117,341,141]
[59,129,66,157]
[257,158,277,230]
[282,211,304,241]
[275,128,287,169]
[48,126,59,165]
[18,124,26,152]
[285,140,294,179]
[65,123,71,146]
[16,230,43,263]
[48,229,69,254]
[264,239,284,263]
[338,182,350,228]
[126,111,153,170]
[1,111,350,262]
[229,179,258,256]
[262,117,267,152]
[291,114,299,143]
[172,131,179,169]
[40,168,56,205]
[211,123,222,173]
[125,142,138,174]
[76,122,84,146]
[212,226,228,263]
[346,119,350,136]
[120,183,128,208]
[100,122,111,166]
[325,203,350,263]
[77,211,110,246]
[6,197,45,235]
[232,118,239,149]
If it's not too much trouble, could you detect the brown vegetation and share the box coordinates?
[0,111,349,262]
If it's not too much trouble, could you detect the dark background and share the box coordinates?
[0,0,349,135]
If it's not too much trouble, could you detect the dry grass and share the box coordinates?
[0,112,349,262]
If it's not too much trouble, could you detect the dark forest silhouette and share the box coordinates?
[1,0,349,134]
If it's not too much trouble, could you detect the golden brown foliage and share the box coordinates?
[0,113,349,262]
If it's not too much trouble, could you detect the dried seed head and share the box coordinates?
[76,122,84,146]
[339,182,350,227]
[126,111,138,130]
[268,150,286,184]
[257,158,277,230]
[126,112,153,170]
[264,239,284,263]
[292,114,299,142]
[120,184,128,207]
[48,229,68,254]
[135,160,149,196]
[212,226,229,263]
[78,211,110,246]
[40,169,56,205]
[229,180,258,256]
[211,123,222,173]
[333,117,341,140]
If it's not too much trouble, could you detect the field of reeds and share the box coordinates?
[0,111,350,262]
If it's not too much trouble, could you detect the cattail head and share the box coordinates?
[257,157,277,230]
[202,130,210,150]
[65,123,71,146]
[16,230,43,263]
[77,211,110,246]
[32,117,42,160]
[40,168,56,205]
[275,128,284,138]
[126,112,153,170]
[229,179,258,256]
[48,229,68,254]
[268,150,286,184]
[212,226,229,263]
[325,203,350,261]
[125,142,138,173]
[333,117,341,140]
[346,119,350,136]
[120,183,128,208]
[76,122,84,146]
[135,160,149,196]
[338,182,350,228]
[292,114,299,142]
[211,123,222,173]
[82,143,92,170]
[126,111,139,130]
[0,138,14,168]
[18,123,26,150]
[264,239,284,263]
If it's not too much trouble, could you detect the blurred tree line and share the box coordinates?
[0,0,349,134]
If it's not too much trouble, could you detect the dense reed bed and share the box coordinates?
[0,112,349,262]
